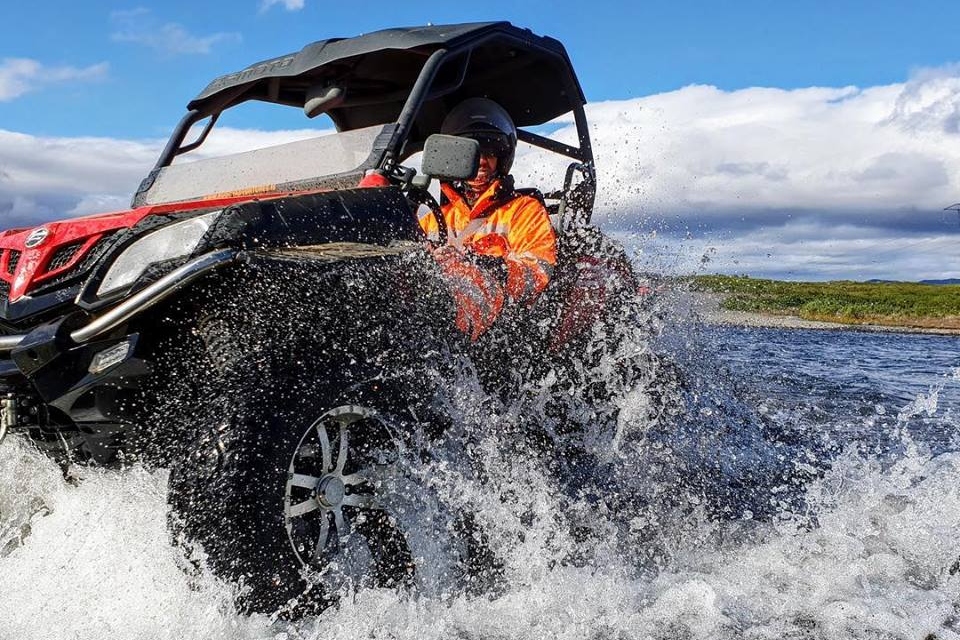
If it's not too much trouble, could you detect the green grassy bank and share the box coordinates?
[687,275,960,330]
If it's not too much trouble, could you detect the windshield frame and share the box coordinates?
[134,25,596,216]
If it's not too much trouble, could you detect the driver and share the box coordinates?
[420,98,557,341]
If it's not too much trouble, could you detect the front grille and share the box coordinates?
[0,280,9,300]
[48,242,83,271]
[29,232,118,296]
[7,250,20,275]
[78,233,117,271]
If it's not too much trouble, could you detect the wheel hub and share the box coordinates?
[283,404,440,590]
[285,405,396,569]
[316,475,345,507]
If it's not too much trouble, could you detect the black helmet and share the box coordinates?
[440,97,517,175]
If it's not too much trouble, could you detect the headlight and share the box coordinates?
[97,211,220,296]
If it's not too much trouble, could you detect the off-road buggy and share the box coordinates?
[0,22,639,613]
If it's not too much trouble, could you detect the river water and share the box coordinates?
[2,310,960,639]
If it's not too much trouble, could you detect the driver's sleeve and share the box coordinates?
[418,209,443,243]
[500,197,557,305]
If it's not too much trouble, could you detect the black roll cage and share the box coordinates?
[139,24,597,223]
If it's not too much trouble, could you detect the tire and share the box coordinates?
[168,385,452,615]
[163,254,471,616]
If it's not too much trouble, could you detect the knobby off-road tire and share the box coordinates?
[163,253,469,615]
[167,376,449,615]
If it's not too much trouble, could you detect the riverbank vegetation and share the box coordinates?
[688,275,960,330]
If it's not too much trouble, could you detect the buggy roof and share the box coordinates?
[188,22,586,131]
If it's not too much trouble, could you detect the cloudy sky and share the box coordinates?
[2,1,960,281]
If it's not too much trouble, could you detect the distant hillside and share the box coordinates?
[688,274,960,330]
[865,279,960,285]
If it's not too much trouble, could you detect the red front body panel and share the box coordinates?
[0,189,306,302]
[0,209,153,301]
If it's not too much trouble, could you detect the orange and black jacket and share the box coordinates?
[419,177,557,304]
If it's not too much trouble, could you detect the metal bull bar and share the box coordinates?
[0,248,241,354]
[0,241,421,354]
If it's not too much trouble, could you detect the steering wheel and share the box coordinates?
[371,165,449,248]
[405,186,449,248]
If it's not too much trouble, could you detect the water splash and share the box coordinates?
[3,312,960,638]
[0,436,258,640]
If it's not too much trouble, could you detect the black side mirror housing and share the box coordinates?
[420,134,480,181]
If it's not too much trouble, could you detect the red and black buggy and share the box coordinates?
[0,22,638,613]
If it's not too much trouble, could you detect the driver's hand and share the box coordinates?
[429,243,464,268]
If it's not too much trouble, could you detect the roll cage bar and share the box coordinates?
[138,23,596,222]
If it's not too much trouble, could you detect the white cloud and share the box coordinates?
[0,129,159,227]
[3,64,960,280]
[623,225,960,282]
[0,58,108,102]
[576,80,960,226]
[885,63,960,134]
[0,127,325,227]
[259,0,306,11]
[110,9,241,56]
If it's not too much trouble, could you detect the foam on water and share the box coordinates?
[3,435,960,638]
[0,437,258,640]
[3,322,960,639]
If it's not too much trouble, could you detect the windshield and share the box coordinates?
[141,124,387,206]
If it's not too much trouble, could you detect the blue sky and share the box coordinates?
[3,1,960,280]
[5,1,959,136]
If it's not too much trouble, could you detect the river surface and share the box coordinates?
[2,316,960,639]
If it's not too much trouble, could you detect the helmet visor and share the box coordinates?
[465,132,511,158]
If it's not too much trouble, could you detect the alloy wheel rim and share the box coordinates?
[284,404,398,571]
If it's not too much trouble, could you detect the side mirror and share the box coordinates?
[420,134,480,181]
